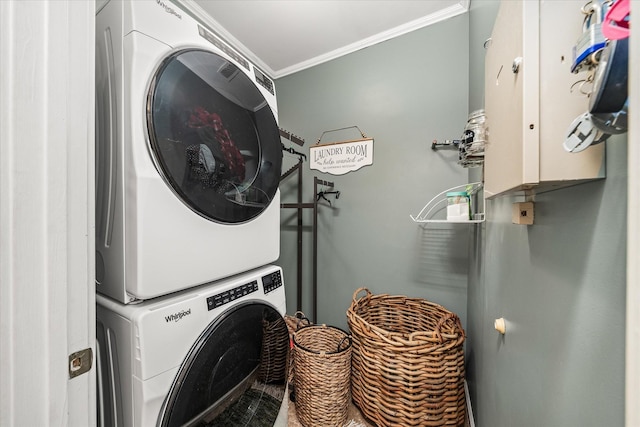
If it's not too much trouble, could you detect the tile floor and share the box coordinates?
[286,396,471,427]
[287,398,373,427]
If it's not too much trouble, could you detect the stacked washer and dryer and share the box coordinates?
[94,1,288,425]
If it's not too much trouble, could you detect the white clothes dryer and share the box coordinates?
[96,265,289,427]
[95,0,282,303]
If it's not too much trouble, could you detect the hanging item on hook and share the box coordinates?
[563,104,627,154]
[564,15,628,153]
[431,110,486,168]
[316,190,340,206]
[309,126,374,175]
[458,109,486,168]
[602,0,630,40]
[282,143,307,161]
[563,112,611,153]
[589,36,628,115]
[571,0,610,73]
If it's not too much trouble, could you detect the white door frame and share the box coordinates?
[0,1,95,425]
[626,2,639,425]
[0,1,637,426]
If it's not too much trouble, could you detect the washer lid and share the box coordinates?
[147,49,282,224]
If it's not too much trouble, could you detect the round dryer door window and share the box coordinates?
[147,49,282,224]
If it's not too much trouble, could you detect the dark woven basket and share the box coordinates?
[347,288,466,427]
[292,324,352,427]
[258,315,289,383]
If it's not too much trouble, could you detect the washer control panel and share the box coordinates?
[207,280,258,311]
[262,270,283,294]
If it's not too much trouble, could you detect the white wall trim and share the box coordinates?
[0,1,95,425]
[274,3,470,78]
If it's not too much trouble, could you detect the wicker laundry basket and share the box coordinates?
[258,315,289,383]
[292,324,352,427]
[284,312,311,384]
[285,312,311,336]
[347,288,466,427]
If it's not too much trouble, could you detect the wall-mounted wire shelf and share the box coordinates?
[410,182,485,224]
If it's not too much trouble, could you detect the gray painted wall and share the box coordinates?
[468,0,499,113]
[465,1,626,426]
[276,1,626,425]
[466,159,627,426]
[276,13,471,331]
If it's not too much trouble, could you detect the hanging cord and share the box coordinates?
[316,126,368,144]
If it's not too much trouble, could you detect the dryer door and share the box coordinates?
[158,302,288,427]
[147,49,282,224]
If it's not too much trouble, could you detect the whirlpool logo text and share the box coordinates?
[156,0,182,19]
[165,308,192,323]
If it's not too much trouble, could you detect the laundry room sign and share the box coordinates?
[309,138,374,175]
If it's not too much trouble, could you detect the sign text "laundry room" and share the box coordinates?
[309,138,374,175]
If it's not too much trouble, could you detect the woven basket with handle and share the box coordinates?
[347,288,466,427]
[284,312,311,384]
[258,315,289,383]
[292,324,352,427]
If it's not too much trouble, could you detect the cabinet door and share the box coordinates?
[484,0,540,197]
[484,0,605,198]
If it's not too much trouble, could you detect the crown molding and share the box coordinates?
[176,0,469,79]
[275,1,469,78]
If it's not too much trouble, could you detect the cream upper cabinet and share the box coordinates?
[484,0,605,198]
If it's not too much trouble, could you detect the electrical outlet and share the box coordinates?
[512,202,534,225]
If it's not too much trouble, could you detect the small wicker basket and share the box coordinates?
[347,288,466,427]
[292,324,352,427]
[284,312,311,384]
[258,315,289,383]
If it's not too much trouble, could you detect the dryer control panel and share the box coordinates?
[262,270,283,294]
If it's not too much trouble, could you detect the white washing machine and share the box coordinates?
[95,0,282,303]
[96,265,289,427]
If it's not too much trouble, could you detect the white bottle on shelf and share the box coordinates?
[446,191,471,221]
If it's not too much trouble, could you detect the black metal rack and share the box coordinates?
[280,128,338,323]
